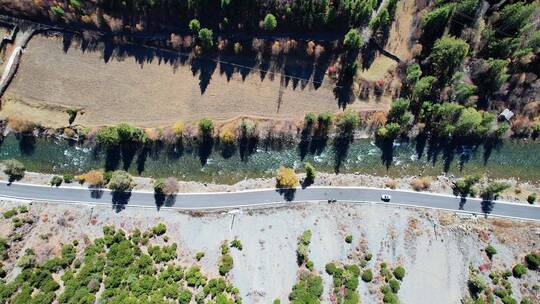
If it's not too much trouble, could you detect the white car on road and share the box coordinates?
[381,194,391,201]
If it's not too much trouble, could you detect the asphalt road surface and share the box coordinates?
[1,181,539,220]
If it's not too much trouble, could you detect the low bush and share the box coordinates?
[345,235,353,243]
[485,245,497,260]
[230,239,243,251]
[62,173,74,183]
[107,170,135,191]
[389,278,400,292]
[306,260,314,270]
[3,159,25,181]
[365,252,373,261]
[3,208,18,219]
[219,254,233,275]
[527,193,537,204]
[393,266,406,281]
[411,177,432,191]
[325,263,337,275]
[195,252,205,261]
[512,263,527,278]
[152,223,167,236]
[79,170,104,187]
[468,274,487,295]
[288,271,323,303]
[361,269,373,282]
[50,176,63,187]
[525,252,539,270]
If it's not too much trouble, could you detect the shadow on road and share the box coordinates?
[276,188,296,202]
[154,193,177,210]
[111,191,131,212]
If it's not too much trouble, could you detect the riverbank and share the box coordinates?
[1,168,538,205]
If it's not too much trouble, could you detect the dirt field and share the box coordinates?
[1,34,391,128]
[1,200,538,303]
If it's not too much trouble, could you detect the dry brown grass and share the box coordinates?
[384,179,398,189]
[77,170,104,187]
[410,177,432,191]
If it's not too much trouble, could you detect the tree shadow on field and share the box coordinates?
[333,133,354,173]
[220,142,236,159]
[111,191,131,212]
[104,145,121,171]
[376,137,394,169]
[136,145,150,174]
[59,32,336,101]
[190,57,218,94]
[18,135,35,155]
[198,135,214,165]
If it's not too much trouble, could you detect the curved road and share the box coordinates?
[1,181,539,220]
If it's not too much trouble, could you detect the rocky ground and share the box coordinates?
[0,199,538,303]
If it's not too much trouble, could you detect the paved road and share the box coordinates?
[1,181,539,220]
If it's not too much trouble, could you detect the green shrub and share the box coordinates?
[51,5,66,17]
[50,176,63,187]
[288,271,323,303]
[62,173,74,183]
[429,36,469,78]
[196,251,205,261]
[345,235,353,244]
[343,28,363,50]
[221,242,229,255]
[502,296,517,304]
[326,263,337,275]
[3,159,25,181]
[494,288,508,298]
[198,28,214,51]
[512,264,527,278]
[273,300,281,304]
[485,245,497,260]
[107,170,135,191]
[230,239,243,251]
[468,274,487,294]
[527,193,537,204]
[178,289,192,304]
[304,162,316,184]
[383,291,399,304]
[306,260,314,270]
[3,208,18,219]
[389,278,400,292]
[262,13,277,31]
[361,269,373,282]
[365,252,373,261]
[198,118,214,137]
[525,252,539,270]
[393,266,405,281]
[189,19,201,33]
[152,223,167,236]
[219,254,233,275]
[153,178,165,194]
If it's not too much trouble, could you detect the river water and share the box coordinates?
[0,135,538,184]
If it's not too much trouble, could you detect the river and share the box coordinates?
[0,135,538,184]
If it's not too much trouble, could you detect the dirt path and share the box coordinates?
[0,26,33,98]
